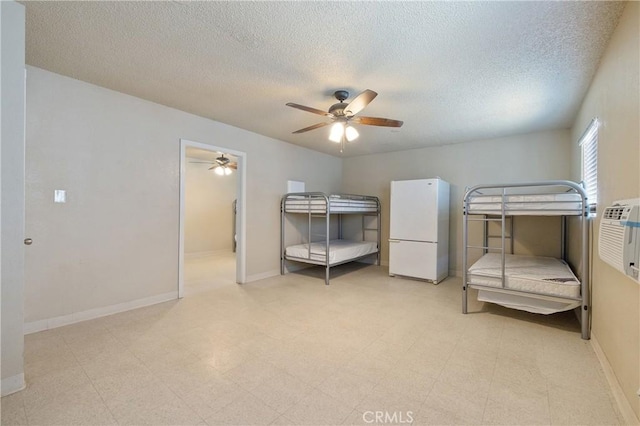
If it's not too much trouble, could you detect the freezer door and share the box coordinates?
[388,240,437,280]
[390,179,438,241]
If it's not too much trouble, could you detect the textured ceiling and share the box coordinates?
[23,1,625,157]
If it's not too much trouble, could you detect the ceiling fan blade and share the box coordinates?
[344,89,377,116]
[351,116,403,127]
[286,103,333,117]
[208,165,217,170]
[229,163,238,170]
[292,122,330,134]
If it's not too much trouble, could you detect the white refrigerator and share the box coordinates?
[389,178,449,283]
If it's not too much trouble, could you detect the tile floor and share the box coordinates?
[1,252,622,425]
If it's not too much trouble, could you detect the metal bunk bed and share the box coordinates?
[280,193,381,285]
[462,180,591,339]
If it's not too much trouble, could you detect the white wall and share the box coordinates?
[25,66,342,326]
[570,2,639,419]
[185,160,236,254]
[1,0,26,396]
[341,129,572,275]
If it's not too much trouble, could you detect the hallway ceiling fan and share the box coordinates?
[286,89,403,151]
[190,154,237,176]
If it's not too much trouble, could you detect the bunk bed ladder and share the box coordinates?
[362,211,381,266]
[484,216,514,255]
[462,196,511,313]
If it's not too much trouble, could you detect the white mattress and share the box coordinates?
[477,290,581,315]
[468,253,580,299]
[285,240,378,265]
[284,195,378,213]
[467,193,582,215]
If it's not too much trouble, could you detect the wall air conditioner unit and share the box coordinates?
[598,199,640,282]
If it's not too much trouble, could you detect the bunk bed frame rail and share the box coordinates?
[280,192,381,285]
[461,180,590,340]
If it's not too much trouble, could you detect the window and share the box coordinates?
[579,118,599,214]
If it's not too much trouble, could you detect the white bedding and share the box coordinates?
[467,193,582,215]
[284,195,378,213]
[477,290,581,315]
[285,240,378,265]
[468,253,580,299]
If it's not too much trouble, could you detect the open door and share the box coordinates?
[178,139,246,298]
[1,0,27,396]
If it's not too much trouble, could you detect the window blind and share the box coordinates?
[579,118,598,213]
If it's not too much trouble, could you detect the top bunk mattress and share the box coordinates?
[468,253,580,299]
[285,239,378,265]
[466,193,583,216]
[284,194,379,213]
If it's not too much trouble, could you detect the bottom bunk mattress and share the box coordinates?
[468,253,581,314]
[285,240,378,265]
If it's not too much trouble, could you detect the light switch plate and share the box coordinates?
[54,190,66,203]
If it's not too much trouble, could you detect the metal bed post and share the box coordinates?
[483,216,488,255]
[462,196,469,314]
[280,197,285,275]
[501,189,506,288]
[581,193,590,339]
[325,194,331,285]
[307,196,312,260]
[377,199,381,266]
[510,217,514,254]
[561,216,567,261]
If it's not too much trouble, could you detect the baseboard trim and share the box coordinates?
[24,291,178,335]
[245,270,280,283]
[591,332,640,425]
[1,373,25,397]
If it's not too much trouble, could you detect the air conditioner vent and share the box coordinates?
[603,207,625,220]
[599,199,639,283]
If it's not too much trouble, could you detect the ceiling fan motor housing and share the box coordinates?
[333,90,349,102]
[328,102,348,117]
[216,155,230,165]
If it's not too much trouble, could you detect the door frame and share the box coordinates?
[178,139,247,297]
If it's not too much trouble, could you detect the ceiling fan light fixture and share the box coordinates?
[224,167,232,175]
[345,125,359,142]
[214,166,225,176]
[287,89,402,151]
[329,122,344,143]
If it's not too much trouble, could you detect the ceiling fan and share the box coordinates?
[286,89,403,150]
[190,154,237,176]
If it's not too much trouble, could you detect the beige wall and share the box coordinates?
[25,66,342,325]
[1,0,26,395]
[185,160,236,254]
[570,2,639,418]
[341,129,572,274]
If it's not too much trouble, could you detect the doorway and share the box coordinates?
[178,139,246,297]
